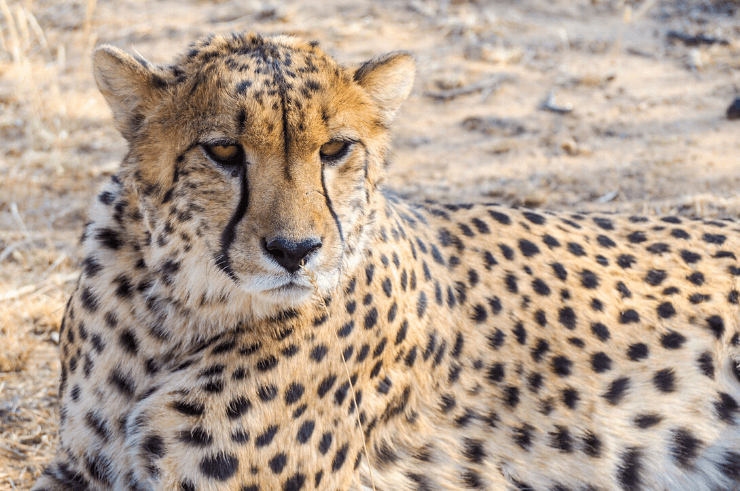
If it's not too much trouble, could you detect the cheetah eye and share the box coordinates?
[320,140,351,163]
[202,143,243,167]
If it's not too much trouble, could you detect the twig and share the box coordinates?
[667,30,729,47]
[0,271,78,301]
[10,203,31,242]
[424,74,511,101]
[301,264,378,491]
[540,92,573,114]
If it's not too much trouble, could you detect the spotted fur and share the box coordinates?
[33,32,740,491]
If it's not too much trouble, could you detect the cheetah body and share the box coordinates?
[33,33,740,491]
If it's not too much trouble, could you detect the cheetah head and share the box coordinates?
[92,33,414,323]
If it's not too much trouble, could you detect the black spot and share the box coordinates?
[580,270,599,289]
[80,287,99,313]
[472,217,490,233]
[199,454,238,481]
[488,210,511,225]
[179,427,213,447]
[118,330,139,355]
[85,411,111,441]
[513,323,527,345]
[364,307,378,329]
[715,392,739,423]
[718,451,740,481]
[582,432,602,458]
[566,242,586,257]
[513,424,534,450]
[619,309,639,324]
[96,228,124,249]
[231,429,249,444]
[697,352,714,379]
[531,278,551,296]
[644,269,667,286]
[518,239,540,257]
[549,426,573,453]
[598,232,619,248]
[657,302,676,319]
[255,425,278,447]
[283,472,306,491]
[417,291,428,318]
[552,356,572,377]
[634,413,662,429]
[617,448,642,491]
[542,234,561,248]
[551,262,567,280]
[531,339,550,362]
[591,352,612,373]
[627,231,647,244]
[703,233,726,244]
[337,321,354,338]
[523,211,546,224]
[109,370,135,398]
[680,250,702,263]
[671,228,690,239]
[256,355,278,372]
[591,322,610,342]
[226,396,251,419]
[687,272,705,286]
[689,293,710,304]
[487,362,506,383]
[559,307,576,330]
[296,420,315,444]
[504,385,520,407]
[562,388,579,409]
[395,319,409,345]
[488,329,505,349]
[528,373,543,393]
[706,315,725,339]
[310,344,329,363]
[646,242,670,254]
[172,401,204,417]
[617,254,636,268]
[257,385,278,402]
[331,443,349,472]
[652,368,675,393]
[269,452,288,474]
[627,343,649,361]
[505,273,518,294]
[604,377,630,405]
[534,310,547,326]
[660,331,686,349]
[671,428,702,468]
[499,244,514,260]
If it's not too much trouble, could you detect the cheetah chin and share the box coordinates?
[33,31,740,491]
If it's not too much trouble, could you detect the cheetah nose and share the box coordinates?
[264,237,322,273]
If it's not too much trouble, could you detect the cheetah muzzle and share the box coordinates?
[33,32,740,491]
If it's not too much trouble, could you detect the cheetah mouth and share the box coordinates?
[268,280,313,293]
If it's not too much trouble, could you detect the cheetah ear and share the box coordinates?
[93,45,167,141]
[354,51,415,125]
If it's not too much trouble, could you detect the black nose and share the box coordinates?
[264,237,322,273]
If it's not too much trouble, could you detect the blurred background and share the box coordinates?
[0,0,739,488]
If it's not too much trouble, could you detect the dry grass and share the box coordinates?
[1,0,739,489]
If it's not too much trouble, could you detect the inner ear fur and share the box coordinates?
[353,51,415,125]
[93,45,170,141]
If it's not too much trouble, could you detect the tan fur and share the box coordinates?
[33,32,740,491]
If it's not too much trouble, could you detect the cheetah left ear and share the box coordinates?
[93,45,169,141]
[354,51,415,125]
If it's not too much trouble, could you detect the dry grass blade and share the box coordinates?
[301,264,378,491]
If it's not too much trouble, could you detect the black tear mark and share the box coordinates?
[215,167,249,281]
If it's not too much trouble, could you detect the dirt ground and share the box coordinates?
[1,0,739,488]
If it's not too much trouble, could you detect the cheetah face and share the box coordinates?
[93,33,414,319]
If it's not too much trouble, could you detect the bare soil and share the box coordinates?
[1,0,739,488]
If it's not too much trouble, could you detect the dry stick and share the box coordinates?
[424,74,511,102]
[301,264,378,491]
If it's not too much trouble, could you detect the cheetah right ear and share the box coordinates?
[354,51,415,125]
[93,45,168,141]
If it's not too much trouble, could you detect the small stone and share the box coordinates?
[727,97,740,121]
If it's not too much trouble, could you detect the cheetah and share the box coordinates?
[33,32,740,491]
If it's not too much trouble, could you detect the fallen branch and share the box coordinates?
[424,74,512,101]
